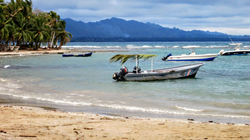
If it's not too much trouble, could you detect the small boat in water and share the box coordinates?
[62,52,92,57]
[219,43,250,56]
[110,54,204,81]
[162,46,218,61]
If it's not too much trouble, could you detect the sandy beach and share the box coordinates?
[0,48,127,56]
[0,105,250,140]
[0,49,72,56]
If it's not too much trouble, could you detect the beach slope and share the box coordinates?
[0,105,250,140]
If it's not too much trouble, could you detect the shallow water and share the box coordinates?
[0,41,250,124]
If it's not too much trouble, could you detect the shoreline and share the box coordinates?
[1,105,250,140]
[1,94,249,125]
[0,48,129,56]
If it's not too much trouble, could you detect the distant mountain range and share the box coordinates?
[64,17,250,42]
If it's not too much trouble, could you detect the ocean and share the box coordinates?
[0,41,250,124]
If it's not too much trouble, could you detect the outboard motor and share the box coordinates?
[162,53,172,61]
[113,67,128,81]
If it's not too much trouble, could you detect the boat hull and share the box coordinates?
[166,54,218,61]
[62,52,92,57]
[220,50,250,56]
[116,63,204,81]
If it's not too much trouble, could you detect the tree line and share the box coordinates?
[0,0,72,50]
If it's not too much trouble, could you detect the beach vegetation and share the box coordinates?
[0,0,72,51]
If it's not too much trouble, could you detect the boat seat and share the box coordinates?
[133,66,141,73]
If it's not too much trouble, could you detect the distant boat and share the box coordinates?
[62,52,92,57]
[110,54,204,81]
[219,43,250,56]
[162,46,218,61]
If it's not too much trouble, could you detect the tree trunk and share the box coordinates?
[50,31,55,48]
[16,40,20,46]
[47,42,50,49]
[56,39,58,49]
[35,42,39,50]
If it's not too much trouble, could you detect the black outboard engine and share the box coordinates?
[162,53,172,61]
[113,67,128,81]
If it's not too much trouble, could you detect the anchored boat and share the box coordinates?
[219,43,250,56]
[110,54,204,81]
[162,46,218,61]
[62,52,92,57]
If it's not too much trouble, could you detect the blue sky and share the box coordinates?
[4,0,250,35]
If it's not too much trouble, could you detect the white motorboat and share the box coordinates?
[110,54,204,81]
[219,43,250,56]
[162,46,218,61]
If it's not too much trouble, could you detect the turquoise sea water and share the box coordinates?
[0,41,250,124]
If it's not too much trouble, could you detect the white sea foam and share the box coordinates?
[126,45,141,49]
[1,87,250,120]
[107,46,121,49]
[62,45,102,49]
[154,46,165,48]
[142,45,152,48]
[210,45,224,48]
[172,46,179,48]
[176,105,203,112]
[96,104,250,119]
[21,96,250,119]
[34,97,93,106]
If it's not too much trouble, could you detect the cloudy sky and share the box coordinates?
[5,0,250,35]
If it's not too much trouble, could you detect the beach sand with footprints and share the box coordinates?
[0,105,250,140]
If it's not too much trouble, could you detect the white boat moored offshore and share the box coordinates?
[219,43,250,56]
[162,46,218,61]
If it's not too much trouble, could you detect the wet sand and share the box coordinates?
[0,105,250,140]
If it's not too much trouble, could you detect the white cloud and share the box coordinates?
[4,0,250,35]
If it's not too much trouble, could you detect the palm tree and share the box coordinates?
[1,0,32,44]
[56,30,72,49]
[14,14,33,45]
[3,0,24,25]
[0,0,7,41]
[0,0,5,22]
[3,21,16,46]
[46,11,61,48]
[12,0,33,46]
[32,17,50,50]
[1,0,71,50]
[54,19,72,49]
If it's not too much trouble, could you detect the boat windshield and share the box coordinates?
[182,46,199,55]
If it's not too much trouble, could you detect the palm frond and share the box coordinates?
[110,54,157,65]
